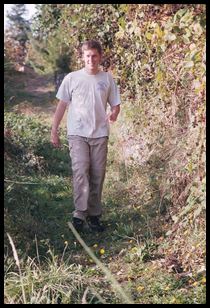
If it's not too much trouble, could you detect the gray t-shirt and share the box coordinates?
[56,68,121,138]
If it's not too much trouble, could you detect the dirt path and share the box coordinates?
[6,67,56,116]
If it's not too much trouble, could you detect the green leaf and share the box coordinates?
[145,32,152,40]
[156,70,163,82]
[118,17,126,30]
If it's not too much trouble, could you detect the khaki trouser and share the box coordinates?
[68,135,108,221]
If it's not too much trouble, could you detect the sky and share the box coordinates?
[4,4,37,29]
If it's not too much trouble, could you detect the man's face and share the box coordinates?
[83,48,101,73]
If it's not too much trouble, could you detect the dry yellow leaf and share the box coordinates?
[136,285,145,292]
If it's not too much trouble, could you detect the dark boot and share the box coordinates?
[72,217,84,232]
[88,216,105,232]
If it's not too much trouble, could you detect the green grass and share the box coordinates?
[4,110,206,304]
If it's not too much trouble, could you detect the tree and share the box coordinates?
[28,4,72,78]
[6,4,31,67]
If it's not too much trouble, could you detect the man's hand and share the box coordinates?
[50,129,61,148]
[50,100,67,148]
[106,105,120,123]
[107,112,118,123]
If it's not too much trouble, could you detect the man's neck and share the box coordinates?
[84,67,100,75]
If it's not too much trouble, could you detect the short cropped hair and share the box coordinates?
[81,40,103,55]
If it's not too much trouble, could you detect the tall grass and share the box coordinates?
[5,234,90,304]
[5,225,134,305]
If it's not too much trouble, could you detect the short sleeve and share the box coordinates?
[56,74,72,104]
[107,73,121,107]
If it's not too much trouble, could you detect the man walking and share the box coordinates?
[50,40,120,232]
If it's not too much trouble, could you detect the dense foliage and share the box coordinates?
[28,3,206,271]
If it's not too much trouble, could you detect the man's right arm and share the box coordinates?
[50,100,67,147]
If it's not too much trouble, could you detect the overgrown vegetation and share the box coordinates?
[4,4,205,304]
